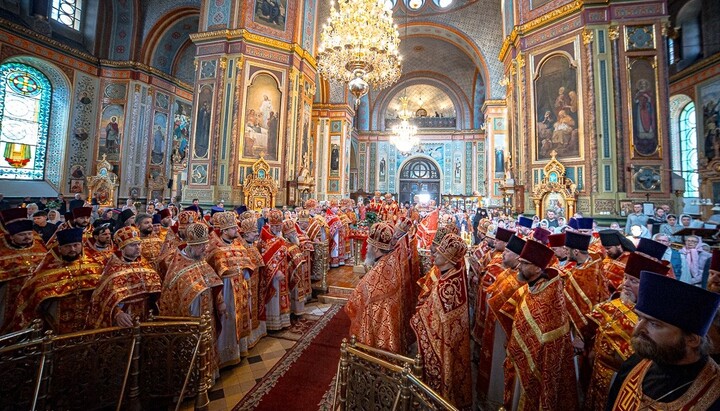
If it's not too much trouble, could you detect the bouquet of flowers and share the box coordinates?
[46,200,61,210]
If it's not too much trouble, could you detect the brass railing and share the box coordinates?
[334,336,459,411]
[0,313,213,411]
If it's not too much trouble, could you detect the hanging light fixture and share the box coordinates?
[317,0,402,107]
[390,96,419,154]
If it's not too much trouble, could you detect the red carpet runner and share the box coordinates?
[233,304,350,411]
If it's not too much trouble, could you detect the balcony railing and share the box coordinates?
[385,117,457,129]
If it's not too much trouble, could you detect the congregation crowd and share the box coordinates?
[2,190,720,410]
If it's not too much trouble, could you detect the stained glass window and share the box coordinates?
[51,0,83,30]
[679,102,698,196]
[0,63,51,180]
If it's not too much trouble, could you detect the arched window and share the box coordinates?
[0,63,52,180]
[51,0,83,30]
[679,102,698,196]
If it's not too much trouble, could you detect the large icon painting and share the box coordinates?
[243,73,282,161]
[534,54,580,160]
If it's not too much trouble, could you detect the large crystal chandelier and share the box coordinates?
[390,96,419,154]
[317,0,402,106]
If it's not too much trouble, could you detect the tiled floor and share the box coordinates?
[177,268,350,411]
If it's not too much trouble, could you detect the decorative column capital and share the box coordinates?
[608,25,620,41]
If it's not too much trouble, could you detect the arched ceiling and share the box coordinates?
[399,35,477,102]
[386,84,455,118]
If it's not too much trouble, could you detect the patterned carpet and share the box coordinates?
[269,313,321,341]
[232,304,349,411]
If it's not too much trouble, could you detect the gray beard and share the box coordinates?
[619,289,636,305]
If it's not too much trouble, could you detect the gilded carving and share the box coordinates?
[608,26,620,41]
[582,29,594,45]
[243,156,279,210]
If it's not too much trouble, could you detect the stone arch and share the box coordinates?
[1,56,72,193]
[396,154,443,205]
[372,74,471,131]
[669,94,693,173]
[141,7,200,72]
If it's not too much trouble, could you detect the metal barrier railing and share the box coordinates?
[0,313,212,411]
[333,336,459,411]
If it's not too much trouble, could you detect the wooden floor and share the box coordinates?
[315,264,364,304]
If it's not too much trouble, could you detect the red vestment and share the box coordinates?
[87,253,162,328]
[601,252,631,293]
[410,265,472,408]
[345,247,410,354]
[207,236,257,341]
[0,236,47,333]
[611,358,720,410]
[15,249,103,334]
[504,274,578,410]
[564,257,610,337]
[584,298,637,410]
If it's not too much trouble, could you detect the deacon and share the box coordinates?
[87,226,162,328]
[346,221,410,354]
[282,219,311,314]
[477,234,525,407]
[0,208,47,333]
[237,211,267,348]
[504,239,578,410]
[158,223,225,381]
[606,272,720,410]
[259,209,291,330]
[84,223,115,266]
[599,229,636,293]
[411,233,472,409]
[15,228,104,334]
[563,230,609,337]
[207,211,255,365]
[135,213,163,266]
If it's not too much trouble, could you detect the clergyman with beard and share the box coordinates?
[605,271,720,410]
[14,228,103,334]
[582,252,670,410]
[135,213,163,265]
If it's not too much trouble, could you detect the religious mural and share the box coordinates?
[243,73,281,161]
[535,54,580,160]
[699,77,720,162]
[172,99,191,163]
[330,142,340,177]
[193,84,213,159]
[253,0,287,31]
[628,57,660,157]
[300,102,313,172]
[494,137,506,178]
[98,104,124,162]
[151,112,168,165]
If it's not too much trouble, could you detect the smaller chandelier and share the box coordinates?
[390,96,419,154]
[317,0,402,106]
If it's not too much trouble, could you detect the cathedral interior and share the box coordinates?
[0,0,717,218]
[2,1,720,410]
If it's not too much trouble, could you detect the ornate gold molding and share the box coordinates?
[516,53,525,69]
[98,60,193,91]
[0,17,97,63]
[608,25,620,41]
[498,1,584,61]
[190,29,317,69]
[219,56,228,70]
[582,29,594,45]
